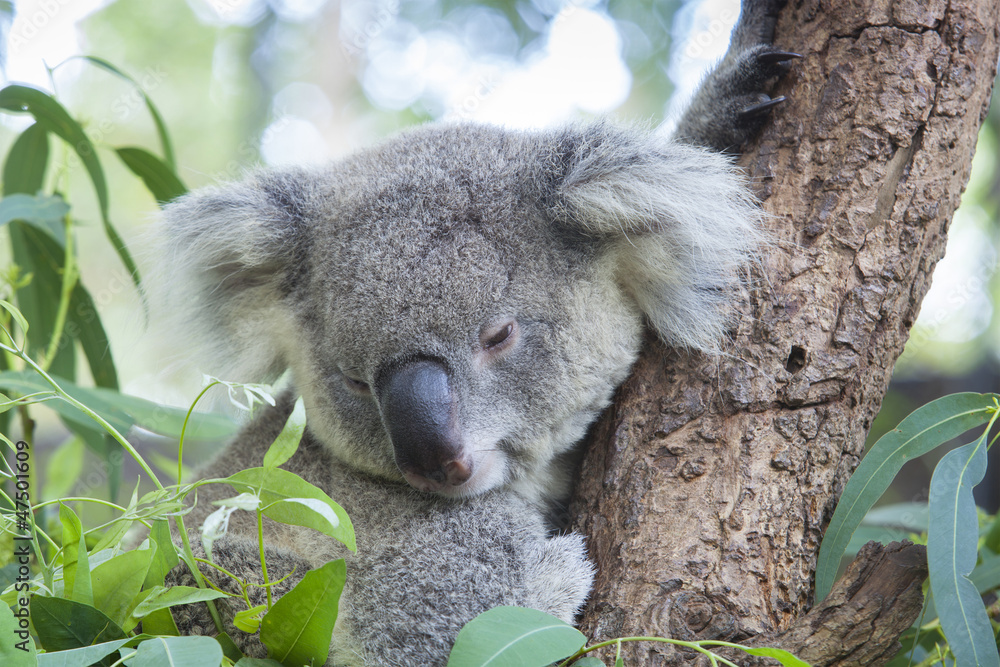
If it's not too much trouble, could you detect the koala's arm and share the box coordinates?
[674,0,797,152]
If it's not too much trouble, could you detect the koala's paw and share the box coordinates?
[522,532,595,623]
[723,45,801,142]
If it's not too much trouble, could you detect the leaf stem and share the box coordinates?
[177,380,220,486]
[258,509,272,609]
[40,210,77,372]
[174,513,225,633]
[557,636,740,667]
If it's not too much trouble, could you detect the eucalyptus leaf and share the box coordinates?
[815,393,998,601]
[31,596,127,653]
[69,283,119,390]
[0,84,139,286]
[115,146,187,205]
[3,122,48,195]
[570,658,606,667]
[6,222,76,378]
[447,606,586,667]
[234,604,267,633]
[260,558,346,667]
[927,436,1000,667]
[123,636,223,667]
[91,548,153,630]
[43,437,85,501]
[225,467,355,551]
[144,519,180,588]
[262,397,306,469]
[263,498,340,536]
[970,551,1000,594]
[68,56,176,168]
[0,193,68,245]
[739,646,811,666]
[131,585,227,618]
[59,504,93,606]
[0,601,36,666]
[35,638,137,667]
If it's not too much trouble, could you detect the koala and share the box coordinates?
[150,1,792,664]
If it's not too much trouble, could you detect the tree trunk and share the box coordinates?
[570,1,1000,664]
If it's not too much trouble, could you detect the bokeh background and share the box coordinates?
[1,0,998,514]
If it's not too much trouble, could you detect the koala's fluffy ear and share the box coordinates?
[144,170,311,383]
[547,123,765,352]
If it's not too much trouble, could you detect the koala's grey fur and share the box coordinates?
[150,1,791,664]
[169,395,591,665]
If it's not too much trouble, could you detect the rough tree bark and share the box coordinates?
[571,1,1000,664]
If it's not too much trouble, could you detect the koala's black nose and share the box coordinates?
[375,358,471,492]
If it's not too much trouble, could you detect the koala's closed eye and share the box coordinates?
[479,319,518,355]
[339,366,371,394]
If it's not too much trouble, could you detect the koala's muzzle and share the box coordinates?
[375,358,472,493]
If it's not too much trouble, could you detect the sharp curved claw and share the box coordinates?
[758,51,804,65]
[740,96,787,118]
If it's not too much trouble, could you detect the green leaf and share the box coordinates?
[815,393,998,601]
[0,370,133,435]
[739,646,811,667]
[91,548,153,629]
[0,83,139,287]
[970,551,1000,594]
[36,637,139,667]
[0,300,29,340]
[927,436,1000,667]
[124,636,223,667]
[144,519,179,588]
[138,608,180,638]
[7,223,76,379]
[69,283,119,390]
[263,498,340,536]
[217,633,246,663]
[0,601,37,665]
[115,147,187,205]
[983,510,1000,554]
[3,122,49,195]
[0,370,237,441]
[131,585,227,618]
[88,384,236,440]
[569,659,605,667]
[44,436,85,501]
[260,558,346,667]
[0,193,68,245]
[69,56,177,169]
[234,604,267,633]
[447,607,587,667]
[31,596,127,652]
[224,467,355,552]
[59,504,93,606]
[234,659,284,667]
[262,397,305,469]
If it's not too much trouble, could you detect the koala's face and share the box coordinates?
[155,123,761,500]
[286,150,643,497]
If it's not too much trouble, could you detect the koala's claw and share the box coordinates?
[757,51,802,66]
[739,96,787,120]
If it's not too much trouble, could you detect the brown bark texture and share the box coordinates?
[570,1,1000,664]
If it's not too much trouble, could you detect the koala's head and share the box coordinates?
[150,122,762,500]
